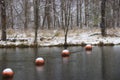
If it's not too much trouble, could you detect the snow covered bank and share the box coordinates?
[0,28,120,48]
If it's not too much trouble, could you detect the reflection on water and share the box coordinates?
[0,46,120,80]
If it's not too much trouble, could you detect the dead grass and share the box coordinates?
[5,27,120,38]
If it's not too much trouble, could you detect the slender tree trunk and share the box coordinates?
[53,0,56,28]
[42,15,46,29]
[10,0,14,29]
[63,0,71,49]
[61,0,64,28]
[1,0,7,41]
[84,0,87,27]
[100,0,107,36]
[24,0,28,30]
[42,0,51,29]
[64,26,68,49]
[34,0,39,44]
[76,0,79,27]
[119,0,120,27]
[117,0,120,27]
[47,0,51,29]
[80,0,82,28]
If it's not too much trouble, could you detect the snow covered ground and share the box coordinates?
[0,28,120,47]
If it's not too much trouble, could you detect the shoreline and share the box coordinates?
[0,40,119,48]
[0,28,120,48]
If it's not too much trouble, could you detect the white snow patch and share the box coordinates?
[3,68,13,73]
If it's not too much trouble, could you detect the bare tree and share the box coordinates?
[42,0,52,29]
[0,0,7,41]
[61,0,72,49]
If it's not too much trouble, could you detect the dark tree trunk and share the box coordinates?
[61,0,64,28]
[76,0,79,27]
[84,0,88,27]
[34,0,39,44]
[100,0,107,36]
[64,26,68,49]
[24,0,28,30]
[63,0,71,49]
[53,0,56,28]
[1,0,7,41]
[10,0,14,29]
[42,0,51,29]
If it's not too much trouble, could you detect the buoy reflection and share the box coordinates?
[86,50,92,54]
[62,57,69,64]
[36,66,44,72]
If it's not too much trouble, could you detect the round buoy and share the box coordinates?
[35,57,45,66]
[2,68,14,79]
[62,49,70,57]
[85,44,92,50]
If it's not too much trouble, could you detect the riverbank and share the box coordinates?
[0,28,120,48]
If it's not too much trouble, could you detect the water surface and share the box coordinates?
[0,46,120,80]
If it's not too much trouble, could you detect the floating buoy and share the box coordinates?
[85,44,92,50]
[2,68,14,79]
[35,57,45,66]
[62,49,70,57]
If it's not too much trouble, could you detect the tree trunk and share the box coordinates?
[10,0,14,29]
[60,0,64,28]
[24,0,28,30]
[1,0,7,41]
[80,0,82,28]
[64,26,68,49]
[76,0,79,27]
[53,0,56,28]
[63,0,71,49]
[34,0,39,44]
[42,0,51,29]
[84,0,88,27]
[100,0,106,36]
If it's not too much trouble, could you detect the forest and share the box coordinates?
[0,0,120,47]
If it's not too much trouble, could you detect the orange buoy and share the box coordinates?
[85,44,92,50]
[35,57,45,66]
[2,68,14,79]
[62,49,70,57]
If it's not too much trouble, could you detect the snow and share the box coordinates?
[3,68,13,73]
[36,57,44,61]
[0,28,120,47]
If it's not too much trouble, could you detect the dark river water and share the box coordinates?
[0,46,120,80]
